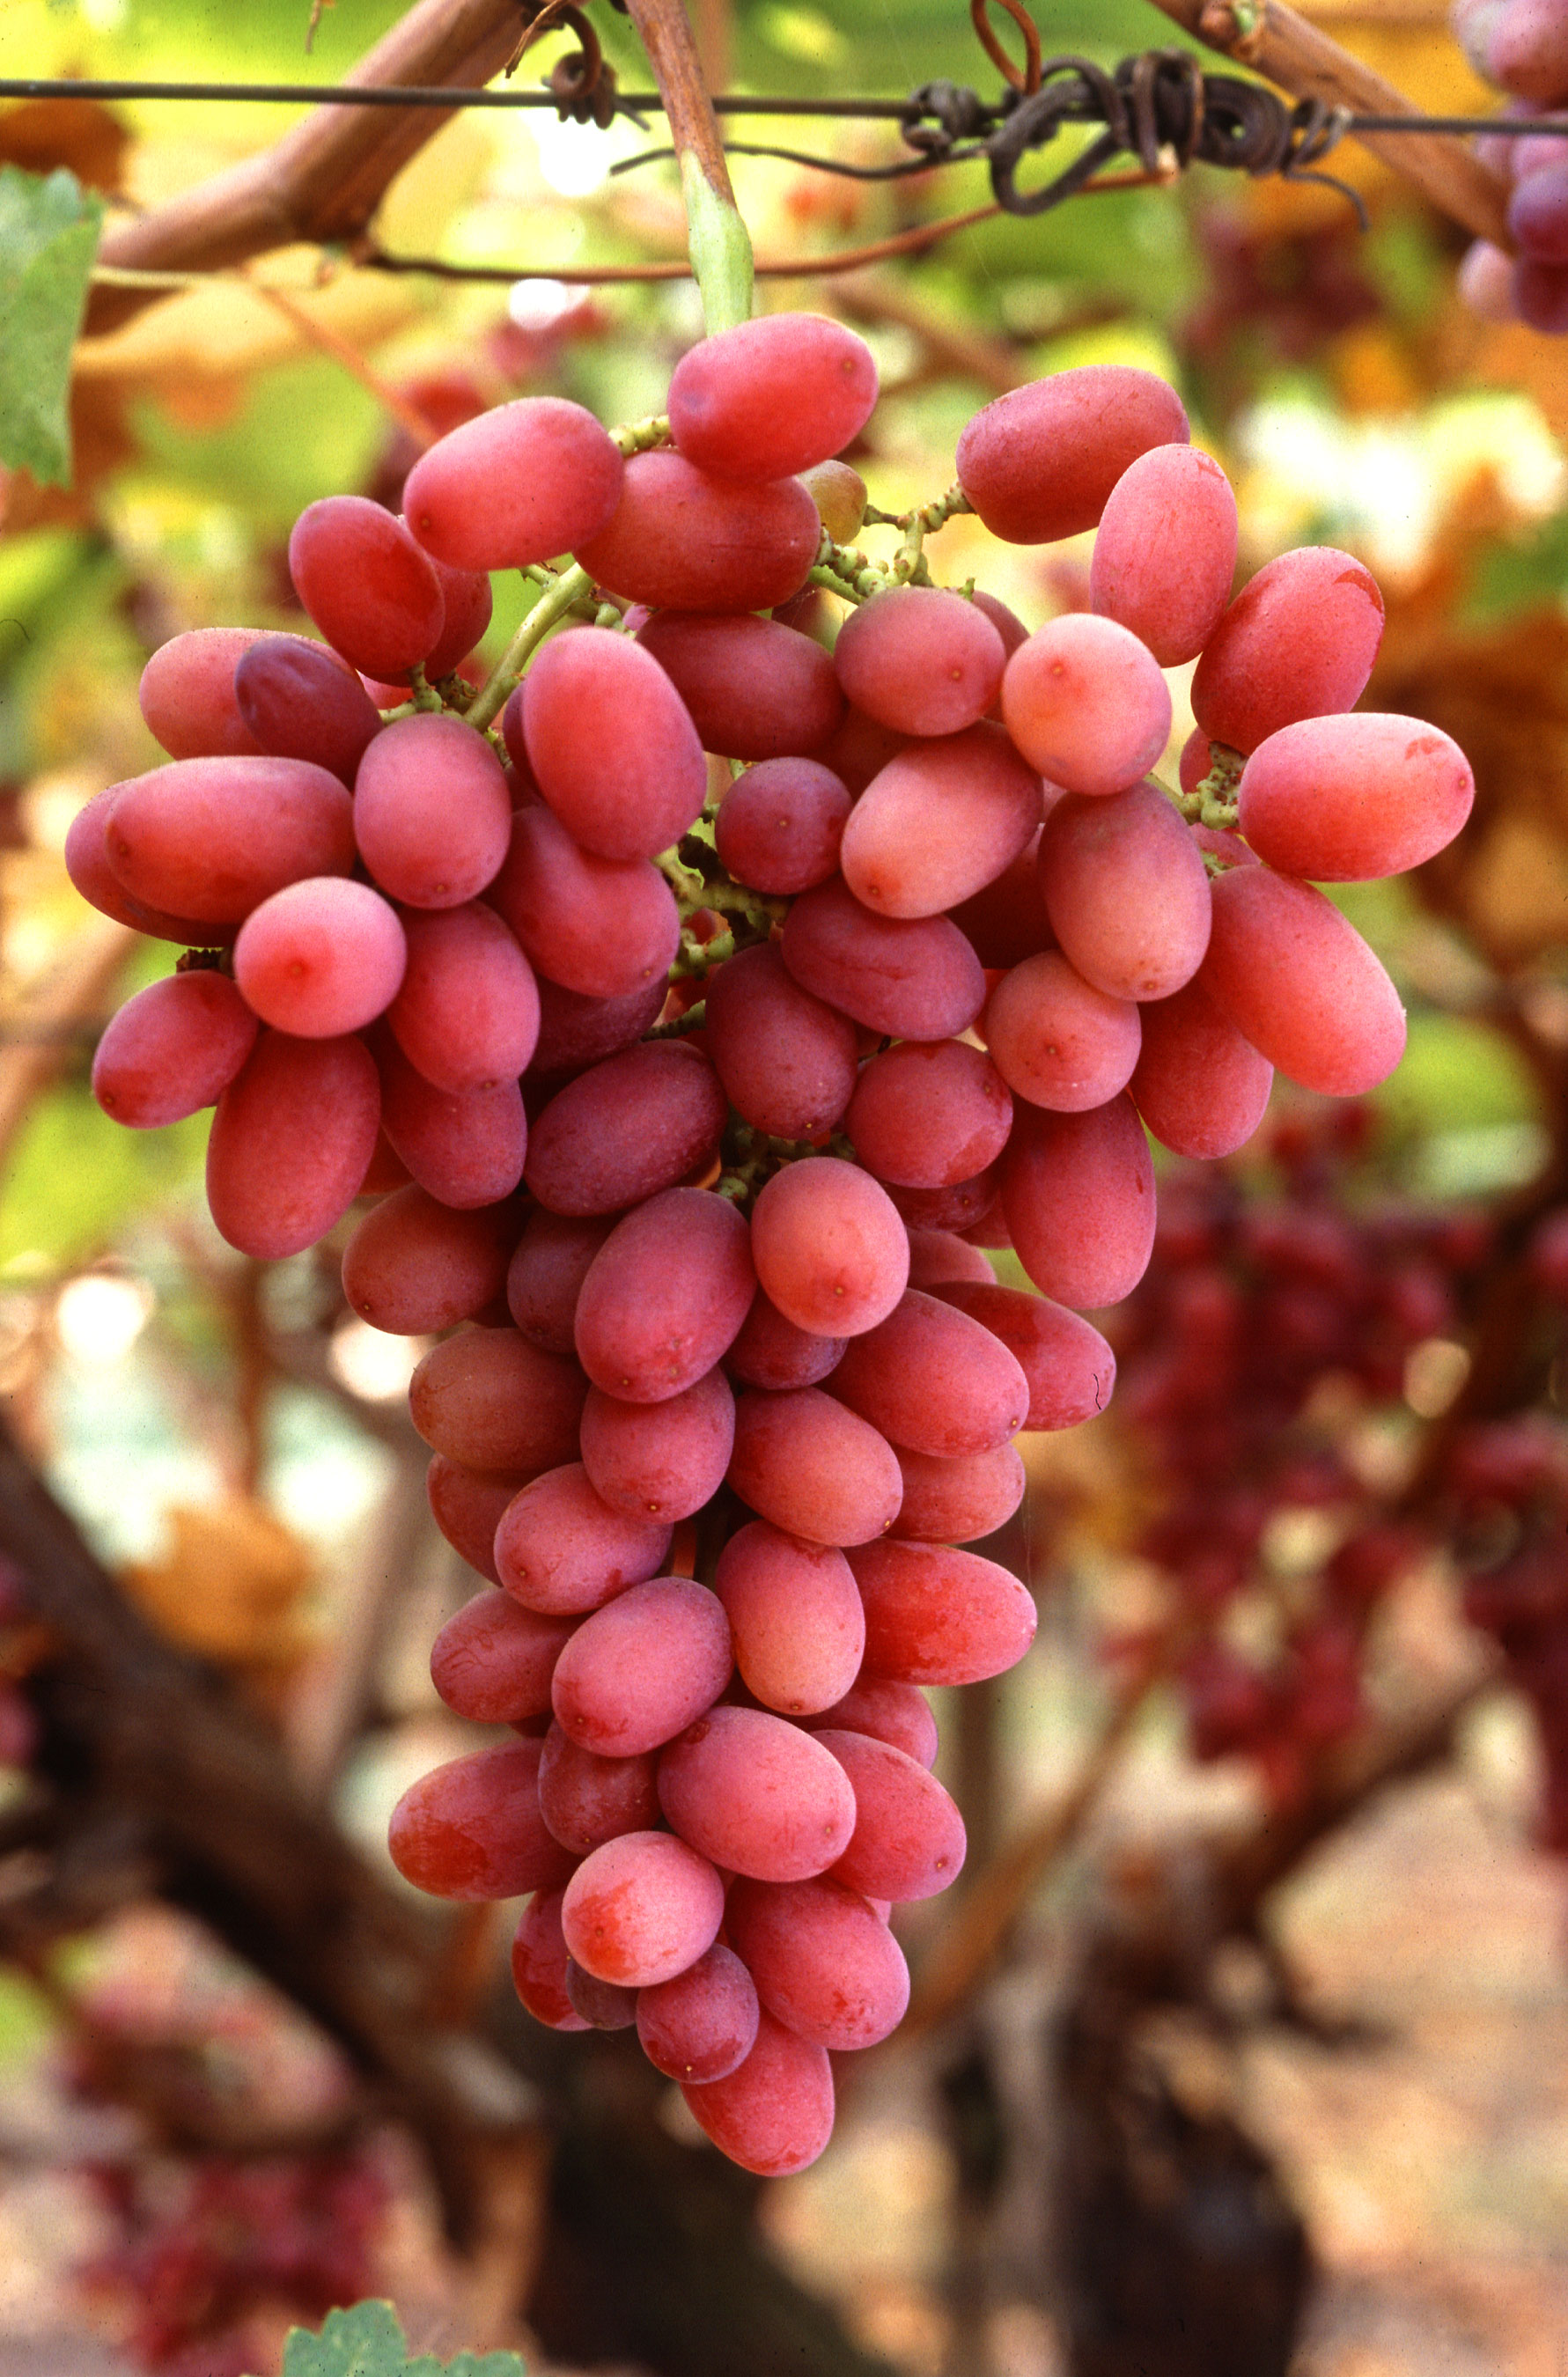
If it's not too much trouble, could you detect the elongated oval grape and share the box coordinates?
[1191,548,1385,755]
[401,396,624,570]
[289,496,445,678]
[1036,784,1212,1002]
[844,1041,1012,1190]
[342,1185,520,1334]
[574,1188,755,1402]
[579,1367,735,1522]
[1130,975,1274,1159]
[805,1675,939,1768]
[947,829,1053,968]
[525,1043,728,1216]
[511,1888,590,2031]
[430,1589,575,1725]
[562,1828,725,1986]
[233,877,405,1037]
[829,1289,1029,1457]
[489,795,678,1005]
[105,757,356,927]
[704,943,858,1142]
[834,587,1005,738]
[354,714,512,909]
[905,1229,994,1291]
[494,1462,672,1615]
[537,1724,659,1856]
[386,901,539,1092]
[813,1728,967,1902]
[66,788,225,943]
[427,1455,531,1583]
[388,1738,574,1900]
[889,1441,1026,1542]
[727,1875,909,2050]
[659,1705,857,1881]
[841,725,1042,919]
[528,974,666,1080]
[934,1280,1116,1431]
[636,613,843,761]
[207,1029,379,1258]
[751,1158,909,1338]
[233,635,383,782]
[729,1387,902,1547]
[92,971,258,1128]
[714,1520,865,1714]
[550,1578,732,1756]
[506,1211,614,1352]
[1002,1096,1155,1310]
[1198,866,1406,1097]
[1089,444,1238,665]
[377,1036,527,1210]
[1002,617,1172,798]
[576,452,820,614]
[668,313,878,481]
[781,877,986,1041]
[521,627,707,863]
[724,1290,845,1392]
[1236,712,1475,881]
[984,952,1142,1113]
[420,548,493,681]
[714,759,850,896]
[680,2005,834,2175]
[638,1943,758,2084]
[409,1327,587,1473]
[955,367,1189,543]
[850,1540,1037,1686]
[140,628,267,760]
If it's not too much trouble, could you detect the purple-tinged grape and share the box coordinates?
[713,758,850,894]
[1036,784,1212,1001]
[1235,712,1475,881]
[1513,255,1568,331]
[521,626,707,863]
[417,548,492,681]
[714,1521,865,1714]
[810,704,910,797]
[377,1034,527,1210]
[528,973,667,1080]
[680,2007,834,2176]
[1002,617,1172,798]
[562,1828,725,1986]
[888,1442,1026,1542]
[386,902,540,1092]
[550,1579,732,1757]
[851,1540,1037,1686]
[92,972,258,1128]
[427,1455,531,1584]
[1090,444,1239,666]
[578,1367,735,1522]
[955,367,1189,544]
[233,635,383,782]
[576,452,821,614]
[574,1188,755,1402]
[804,1675,939,1768]
[841,725,1043,918]
[288,496,445,679]
[1490,0,1568,100]
[834,586,1005,738]
[388,1738,575,1900]
[984,952,1142,1113]
[946,829,1053,968]
[751,1157,909,1338]
[704,943,858,1142]
[430,1589,575,1726]
[885,1171,1000,1236]
[659,1705,857,1881]
[845,1041,1012,1189]
[342,1185,521,1335]
[724,1290,846,1392]
[1198,866,1406,1097]
[934,1281,1117,1431]
[728,1387,902,1547]
[354,714,512,909]
[637,1943,759,2083]
[1191,548,1384,756]
[139,629,268,761]
[829,1289,1029,1457]
[1130,975,1274,1159]
[401,396,624,570]
[727,1875,909,2050]
[1510,158,1568,262]
[904,1229,995,1290]
[1001,1095,1156,1310]
[487,790,681,1001]
[813,1728,966,1901]
[207,1029,379,1259]
[493,1462,672,1615]
[409,1328,587,1474]
[566,1961,639,2030]
[538,1724,660,1855]
[105,757,356,927]
[524,1042,728,1216]
[667,313,879,482]
[507,1211,615,1351]
[511,1888,590,2032]
[233,878,406,1037]
[637,613,843,761]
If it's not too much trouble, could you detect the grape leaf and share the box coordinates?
[277,2300,526,2377]
[0,165,104,488]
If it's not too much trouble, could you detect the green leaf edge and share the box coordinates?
[274,2299,526,2377]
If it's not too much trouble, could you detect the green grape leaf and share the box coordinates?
[0,166,104,489]
[277,2301,526,2377]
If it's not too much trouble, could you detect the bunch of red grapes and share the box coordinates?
[68,306,1473,2177]
[1454,0,1568,330]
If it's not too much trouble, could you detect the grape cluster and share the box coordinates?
[69,309,1474,2177]
[1454,0,1568,331]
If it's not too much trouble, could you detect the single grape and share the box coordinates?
[679,2007,835,2177]
[723,1289,846,1392]
[561,1828,725,1987]
[781,877,987,1041]
[834,586,1006,738]
[507,1211,616,1352]
[1490,0,1568,101]
[637,1943,759,2084]
[537,1724,660,1856]
[575,452,821,614]
[386,901,541,1093]
[813,1728,967,1901]
[353,714,512,909]
[1510,158,1568,262]
[840,724,1043,919]
[206,1029,380,1259]
[342,1185,522,1335]
[844,1040,1012,1189]
[488,795,680,1003]
[1130,974,1275,1159]
[850,1539,1038,1686]
[524,1042,729,1216]
[1198,865,1406,1097]
[726,1874,909,2050]
[703,943,859,1141]
[1089,444,1239,666]
[430,1589,576,1726]
[636,612,843,761]
[493,1462,673,1615]
[1235,712,1475,881]
[1036,784,1213,1002]
[984,951,1143,1113]
[714,1520,865,1714]
[573,1188,756,1402]
[233,877,406,1037]
[92,971,258,1129]
[1000,1095,1157,1310]
[288,496,445,679]
[1002,616,1172,798]
[376,1034,528,1210]
[388,1738,575,1900]
[409,1327,587,1474]
[578,1366,736,1522]
[520,626,707,863]
[1190,548,1384,756]
[751,1157,909,1338]
[104,757,356,927]
[888,1441,1026,1542]
[667,312,879,481]
[829,1288,1029,1457]
[658,1704,857,1881]
[728,1387,902,1547]
[955,366,1189,543]
[233,635,383,782]
[713,757,850,894]
[810,703,911,797]
[550,1578,732,1757]
[401,395,624,570]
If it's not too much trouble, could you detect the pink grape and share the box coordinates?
[409,1327,587,1474]
[1130,975,1275,1159]
[353,714,511,908]
[1191,547,1385,755]
[667,312,878,481]
[104,757,355,927]
[830,1289,1029,1457]
[233,877,405,1036]
[728,1387,902,1547]
[493,1462,672,1615]
[506,1211,615,1351]
[1001,1095,1156,1309]
[679,2007,834,2176]
[233,635,383,782]
[520,626,707,862]
[488,795,679,1003]
[714,1520,865,1714]
[427,1456,531,1585]
[386,902,540,1092]
[1036,784,1212,1000]
[67,788,232,945]
[524,1043,728,1216]
[840,724,1043,918]
[851,1539,1037,1686]
[889,1441,1026,1542]
[537,1725,659,1856]
[388,1738,574,1900]
[813,1728,967,1901]
[1198,866,1406,1097]
[578,1367,735,1522]
[139,628,266,760]
[955,366,1189,543]
[550,1578,732,1756]
[781,877,986,1041]
[1002,616,1172,798]
[805,1676,939,1768]
[834,586,1006,738]
[207,1029,379,1259]
[750,1157,909,1337]
[1235,712,1476,881]
[401,395,624,570]
[934,1281,1117,1431]
[726,1875,909,2050]
[713,758,850,894]
[704,943,858,1141]
[844,1041,1012,1189]
[812,704,909,796]
[413,547,492,681]
[637,1944,759,2083]
[1089,444,1239,665]
[946,829,1053,967]
[511,1888,590,2032]
[576,452,821,614]
[636,613,843,760]
[288,496,445,679]
[92,971,258,1128]
[376,1035,527,1210]
[342,1185,520,1334]
[1490,0,1568,100]
[430,1589,575,1726]
[573,1188,755,1402]
[561,1828,725,1986]
[724,1291,846,1391]
[984,951,1142,1112]
[1511,159,1568,262]
[904,1229,996,1290]
[658,1704,857,1880]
